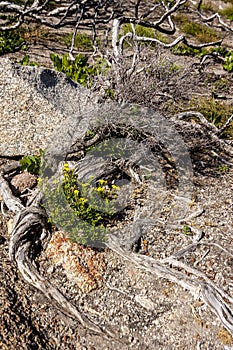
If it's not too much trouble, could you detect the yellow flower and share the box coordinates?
[111,184,120,190]
[98,179,107,186]
[79,197,87,204]
[62,163,70,172]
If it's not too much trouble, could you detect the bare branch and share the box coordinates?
[198,10,233,32]
[140,4,160,20]
[68,5,84,60]
[154,0,187,27]
[217,114,233,136]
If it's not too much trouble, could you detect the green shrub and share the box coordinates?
[0,29,24,54]
[20,150,44,175]
[182,224,192,236]
[217,165,229,172]
[50,53,106,86]
[172,44,227,58]
[40,163,120,246]
[223,51,233,72]
[122,23,154,38]
[62,164,119,223]
[19,54,37,66]
[172,43,203,56]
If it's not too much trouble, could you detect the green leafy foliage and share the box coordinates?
[0,29,24,54]
[172,44,203,56]
[223,51,233,72]
[40,163,120,246]
[172,44,229,62]
[50,53,105,86]
[19,54,37,66]
[20,150,44,175]
[62,164,119,222]
[182,224,192,236]
[217,165,229,172]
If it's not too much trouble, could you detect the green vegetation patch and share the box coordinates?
[121,23,168,46]
[122,23,154,38]
[50,53,107,86]
[19,54,37,66]
[223,51,233,72]
[220,3,233,20]
[39,163,120,246]
[191,97,233,138]
[20,150,43,175]
[182,22,220,43]
[0,30,24,54]
[172,43,203,56]
[62,32,94,51]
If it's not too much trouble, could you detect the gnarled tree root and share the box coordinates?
[0,174,115,339]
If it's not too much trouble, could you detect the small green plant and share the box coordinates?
[19,54,37,66]
[105,88,115,99]
[182,224,192,236]
[50,53,106,86]
[223,51,233,72]
[217,165,229,172]
[172,44,227,58]
[86,130,97,139]
[20,150,44,175]
[0,29,24,54]
[172,43,204,56]
[62,32,94,51]
[40,163,120,246]
[62,164,120,223]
